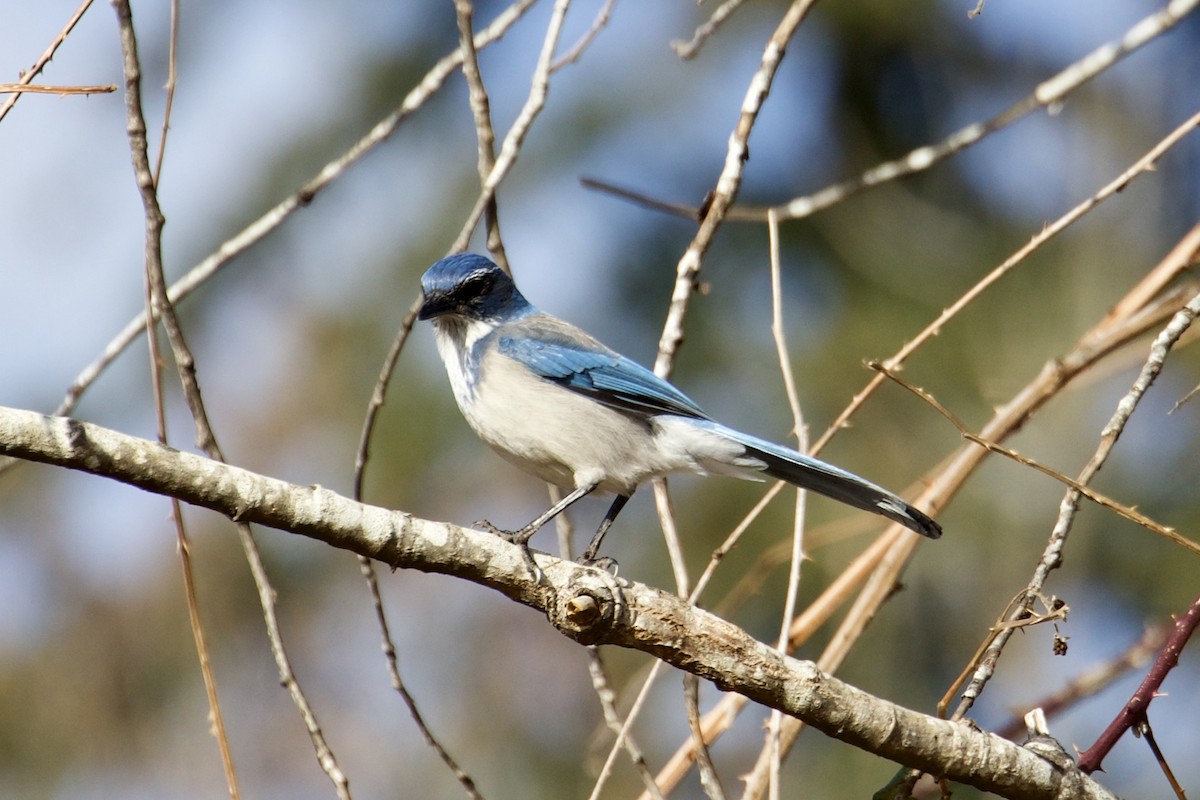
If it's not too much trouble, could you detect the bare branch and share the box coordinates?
[870,361,1200,555]
[812,108,1200,457]
[583,648,664,799]
[113,3,349,794]
[552,0,616,70]
[654,0,819,377]
[357,558,483,799]
[0,406,1118,800]
[454,0,508,272]
[684,673,727,800]
[112,3,241,795]
[0,0,95,124]
[765,0,1200,223]
[671,0,747,60]
[1,0,539,450]
[589,0,1200,226]
[765,208,809,795]
[451,0,572,252]
[151,0,180,185]
[589,659,671,800]
[1078,593,1200,775]
[993,623,1170,741]
[0,83,115,94]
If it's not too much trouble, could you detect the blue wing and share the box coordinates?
[498,316,709,420]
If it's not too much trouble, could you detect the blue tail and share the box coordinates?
[723,427,941,539]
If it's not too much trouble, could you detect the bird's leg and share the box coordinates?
[580,494,631,566]
[475,482,597,547]
[477,483,597,580]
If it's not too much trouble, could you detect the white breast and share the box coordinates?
[432,319,755,496]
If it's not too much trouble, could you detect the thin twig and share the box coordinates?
[0,83,115,94]
[870,361,1199,555]
[579,176,700,219]
[1137,720,1187,800]
[451,0,573,252]
[587,659,670,800]
[0,0,539,477]
[549,484,574,557]
[0,0,95,124]
[550,487,666,799]
[812,107,1200,458]
[654,479,723,800]
[247,528,351,798]
[952,287,1200,721]
[652,5,877,792]
[114,2,350,795]
[357,558,483,798]
[350,297,482,797]
[592,479,694,800]
[1170,382,1200,412]
[453,0,508,271]
[654,0,819,377]
[111,2,240,795]
[588,0,1200,226]
[1078,592,1200,775]
[671,0,747,60]
[641,8,825,793]
[765,0,1200,223]
[586,649,665,800]
[765,208,808,800]
[552,0,617,70]
[633,484,783,800]
[653,479,691,595]
[685,674,727,800]
[152,0,180,186]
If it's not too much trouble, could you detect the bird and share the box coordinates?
[418,253,941,563]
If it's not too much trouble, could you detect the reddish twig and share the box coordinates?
[1078,592,1200,774]
[994,623,1169,741]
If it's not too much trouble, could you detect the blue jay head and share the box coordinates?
[418,253,532,323]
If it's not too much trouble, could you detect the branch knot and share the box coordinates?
[553,567,626,645]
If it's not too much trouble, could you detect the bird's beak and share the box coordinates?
[417,291,444,321]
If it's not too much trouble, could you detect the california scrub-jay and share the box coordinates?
[419,253,941,562]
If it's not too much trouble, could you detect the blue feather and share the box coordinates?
[499,330,709,420]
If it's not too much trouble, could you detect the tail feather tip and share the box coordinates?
[879,498,942,539]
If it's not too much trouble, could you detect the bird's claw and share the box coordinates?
[472,519,508,536]
[577,554,619,576]
[473,519,539,545]
[474,520,543,581]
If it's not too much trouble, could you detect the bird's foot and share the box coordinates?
[474,519,543,580]
[577,552,619,576]
[472,518,508,536]
[472,518,538,545]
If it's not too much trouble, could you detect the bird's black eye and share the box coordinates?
[456,270,500,308]
[462,271,493,296]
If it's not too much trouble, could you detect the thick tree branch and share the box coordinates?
[0,406,1116,800]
